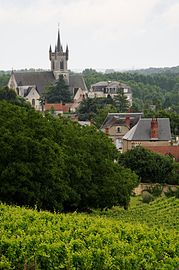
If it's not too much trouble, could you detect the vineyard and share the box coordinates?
[98,196,179,230]
[0,198,179,269]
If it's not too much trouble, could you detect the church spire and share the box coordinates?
[50,26,69,81]
[66,44,69,60]
[57,27,61,52]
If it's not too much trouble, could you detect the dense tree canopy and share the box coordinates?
[119,146,179,185]
[0,72,10,88]
[0,100,139,211]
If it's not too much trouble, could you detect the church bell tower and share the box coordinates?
[49,27,69,82]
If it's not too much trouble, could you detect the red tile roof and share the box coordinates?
[45,103,71,113]
[145,146,179,161]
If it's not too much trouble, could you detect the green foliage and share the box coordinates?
[77,96,114,121]
[0,73,10,88]
[0,87,31,108]
[0,101,138,211]
[45,75,72,103]
[0,87,17,101]
[119,146,177,184]
[83,69,179,115]
[82,68,105,89]
[99,196,179,229]
[113,89,130,112]
[93,104,117,128]
[165,187,179,199]
[141,191,154,204]
[0,200,179,269]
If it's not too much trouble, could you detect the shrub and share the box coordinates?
[142,191,154,204]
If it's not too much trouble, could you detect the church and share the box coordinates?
[8,28,87,110]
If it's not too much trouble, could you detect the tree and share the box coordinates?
[77,97,114,121]
[119,146,177,184]
[45,75,72,103]
[0,73,10,88]
[113,89,130,112]
[60,122,139,210]
[0,87,17,101]
[94,104,117,128]
[0,86,31,108]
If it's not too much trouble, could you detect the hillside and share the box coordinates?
[128,65,179,75]
[97,196,179,230]
[1,198,179,269]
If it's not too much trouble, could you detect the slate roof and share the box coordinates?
[69,74,87,92]
[23,87,37,97]
[101,113,143,129]
[14,72,87,95]
[91,81,132,93]
[123,118,171,141]
[14,71,55,95]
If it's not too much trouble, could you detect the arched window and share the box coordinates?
[60,61,64,70]
[116,127,121,133]
[32,99,35,107]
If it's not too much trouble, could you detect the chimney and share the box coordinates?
[150,118,158,139]
[125,116,130,128]
[105,127,109,135]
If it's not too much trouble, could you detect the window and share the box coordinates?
[60,61,64,69]
[116,127,121,133]
[32,99,35,107]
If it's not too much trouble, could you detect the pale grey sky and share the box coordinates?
[1,0,179,71]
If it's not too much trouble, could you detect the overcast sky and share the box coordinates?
[1,0,179,71]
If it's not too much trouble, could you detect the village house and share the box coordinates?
[8,28,87,110]
[101,113,143,150]
[88,81,132,106]
[122,118,172,152]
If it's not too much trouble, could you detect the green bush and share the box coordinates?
[165,187,179,198]
[142,191,154,203]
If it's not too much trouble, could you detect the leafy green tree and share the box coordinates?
[113,89,130,112]
[0,73,10,88]
[94,104,117,128]
[0,86,31,108]
[77,96,114,121]
[119,146,177,184]
[45,75,72,103]
[0,87,17,101]
[60,122,139,210]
